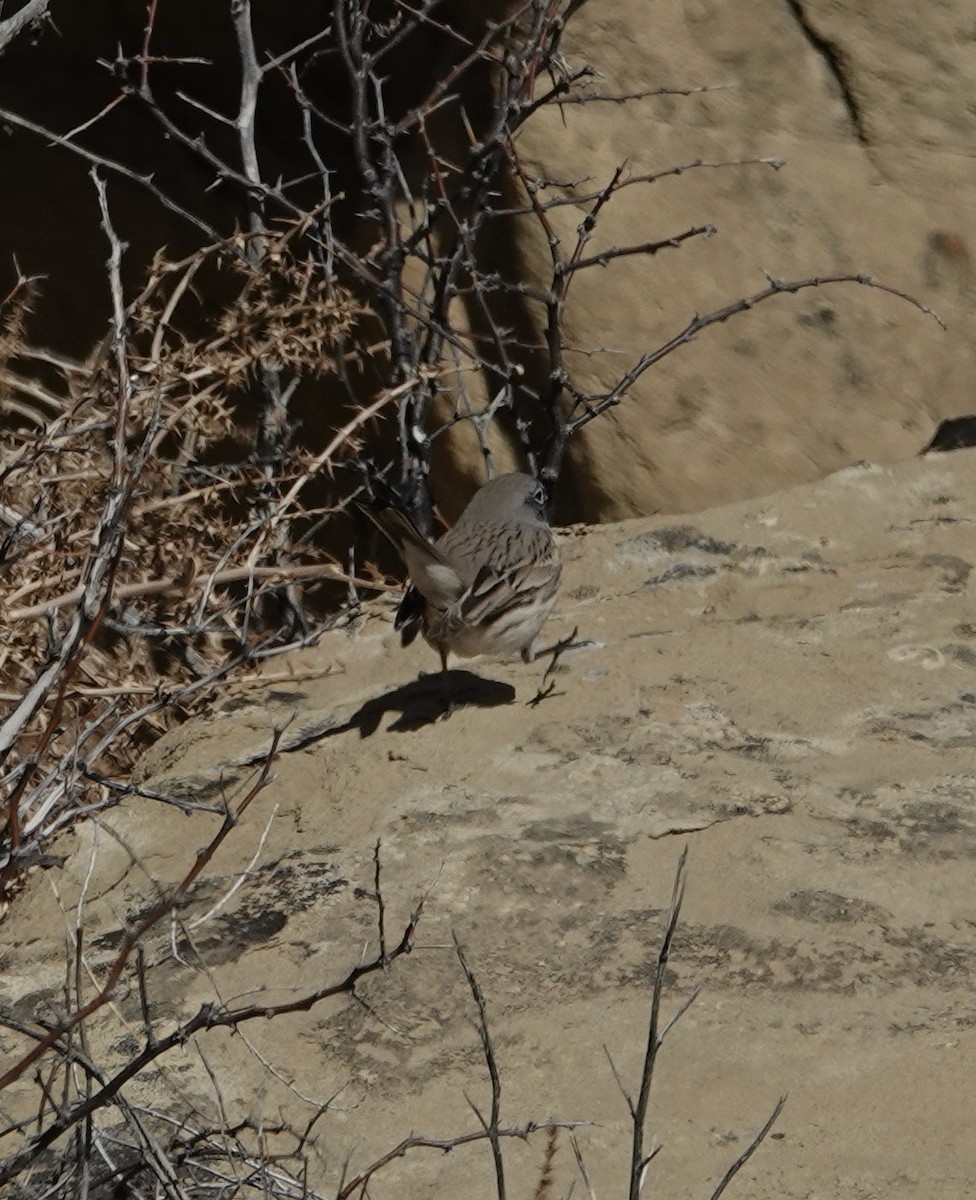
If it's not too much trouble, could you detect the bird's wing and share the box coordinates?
[452,554,561,629]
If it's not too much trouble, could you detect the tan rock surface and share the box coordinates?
[4,449,976,1195]
[513,0,975,520]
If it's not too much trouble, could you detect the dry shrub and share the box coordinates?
[0,230,389,878]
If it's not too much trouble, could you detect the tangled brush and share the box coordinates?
[0,229,391,880]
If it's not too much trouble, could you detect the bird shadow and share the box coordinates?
[340,669,516,736]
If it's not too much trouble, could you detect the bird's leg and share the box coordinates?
[525,626,580,707]
[533,626,579,662]
[438,643,454,716]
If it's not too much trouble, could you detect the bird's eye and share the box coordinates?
[532,484,546,506]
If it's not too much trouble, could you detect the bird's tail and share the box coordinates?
[354,496,440,563]
[354,494,466,604]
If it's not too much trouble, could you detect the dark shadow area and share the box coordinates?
[921,415,976,454]
[0,0,518,356]
[339,669,516,735]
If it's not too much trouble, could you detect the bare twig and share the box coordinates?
[556,271,945,458]
[335,1120,581,1200]
[628,847,688,1200]
[707,1096,787,1200]
[455,937,506,1200]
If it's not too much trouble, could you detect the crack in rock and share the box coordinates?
[784,0,869,145]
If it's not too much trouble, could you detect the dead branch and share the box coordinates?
[627,846,689,1200]
[555,270,945,456]
[0,0,52,54]
[335,1121,581,1200]
[5,561,380,624]
[455,937,507,1200]
[706,1095,787,1200]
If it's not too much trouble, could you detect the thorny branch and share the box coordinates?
[627,846,689,1200]
[557,270,944,450]
[455,937,507,1200]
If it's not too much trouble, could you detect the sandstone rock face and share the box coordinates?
[517,0,975,519]
[4,449,976,1196]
